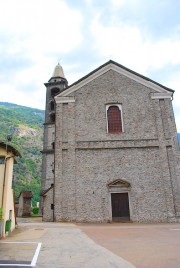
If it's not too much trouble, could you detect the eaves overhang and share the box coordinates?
[0,141,21,157]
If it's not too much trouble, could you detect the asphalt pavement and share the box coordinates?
[1,217,180,268]
[0,217,135,268]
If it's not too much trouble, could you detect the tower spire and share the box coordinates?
[52,62,65,78]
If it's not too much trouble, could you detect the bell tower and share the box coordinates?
[44,63,68,124]
[41,63,68,221]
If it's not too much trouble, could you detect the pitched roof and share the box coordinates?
[40,185,54,196]
[0,141,21,157]
[58,60,174,98]
[19,191,33,198]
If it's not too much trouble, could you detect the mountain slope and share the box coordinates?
[0,102,44,205]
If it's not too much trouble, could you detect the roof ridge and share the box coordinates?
[66,60,174,93]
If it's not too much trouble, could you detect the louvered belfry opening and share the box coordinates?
[107,105,122,133]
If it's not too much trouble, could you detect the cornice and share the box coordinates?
[55,96,75,104]
[151,92,173,99]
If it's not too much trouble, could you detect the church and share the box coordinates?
[41,60,180,223]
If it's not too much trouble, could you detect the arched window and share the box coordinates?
[107,105,123,133]
[51,87,60,97]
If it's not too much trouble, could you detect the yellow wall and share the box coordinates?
[0,146,16,237]
[0,163,4,208]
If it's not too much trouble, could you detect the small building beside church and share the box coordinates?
[0,142,21,237]
[41,60,180,223]
[18,191,33,217]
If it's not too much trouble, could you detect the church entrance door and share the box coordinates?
[111,193,130,221]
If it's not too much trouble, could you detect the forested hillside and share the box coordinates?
[0,102,44,206]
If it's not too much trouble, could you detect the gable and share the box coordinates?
[107,179,131,188]
[56,60,174,100]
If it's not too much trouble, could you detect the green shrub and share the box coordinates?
[32,207,39,215]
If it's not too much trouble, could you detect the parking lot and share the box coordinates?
[1,217,180,267]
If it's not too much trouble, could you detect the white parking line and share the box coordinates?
[0,265,30,267]
[0,242,39,244]
[0,242,42,267]
[31,243,42,267]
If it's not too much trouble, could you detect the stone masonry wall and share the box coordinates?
[41,122,55,221]
[73,70,157,141]
[75,148,168,222]
[54,69,180,223]
[42,188,54,222]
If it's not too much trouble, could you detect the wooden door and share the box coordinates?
[111,193,130,221]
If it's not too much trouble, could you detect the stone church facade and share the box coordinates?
[41,60,180,223]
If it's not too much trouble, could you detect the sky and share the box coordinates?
[0,0,180,131]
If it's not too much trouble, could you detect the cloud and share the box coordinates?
[164,70,180,131]
[0,0,84,109]
[90,16,180,74]
[0,0,82,52]
[89,14,180,131]
[0,0,83,69]
[0,0,180,133]
[110,0,128,7]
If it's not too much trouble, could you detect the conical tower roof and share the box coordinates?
[52,63,65,78]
